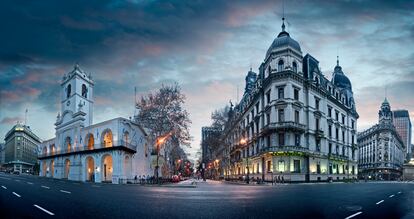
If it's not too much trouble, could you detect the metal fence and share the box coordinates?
[118,177,173,185]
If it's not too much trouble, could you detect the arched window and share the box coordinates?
[102,129,113,148]
[86,133,94,150]
[292,62,297,73]
[82,84,88,98]
[278,60,284,72]
[66,84,71,98]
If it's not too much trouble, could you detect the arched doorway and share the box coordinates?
[64,159,70,179]
[123,155,132,179]
[101,129,113,148]
[102,154,113,182]
[50,160,55,177]
[86,133,94,150]
[85,156,95,182]
[42,161,47,176]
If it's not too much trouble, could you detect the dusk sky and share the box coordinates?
[0,0,413,161]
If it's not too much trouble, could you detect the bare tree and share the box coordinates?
[135,83,192,146]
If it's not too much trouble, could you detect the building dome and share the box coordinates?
[331,58,352,91]
[266,18,301,59]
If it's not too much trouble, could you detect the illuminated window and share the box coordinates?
[278,160,285,173]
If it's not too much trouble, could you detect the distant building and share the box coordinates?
[38,64,152,184]
[0,143,5,167]
[358,99,405,180]
[393,110,412,161]
[201,126,221,164]
[3,123,41,173]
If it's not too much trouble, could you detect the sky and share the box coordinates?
[0,0,414,161]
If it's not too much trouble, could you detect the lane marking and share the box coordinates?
[376,200,384,205]
[34,204,55,216]
[60,190,71,194]
[345,211,362,219]
[12,192,21,197]
[15,179,21,182]
[92,185,101,187]
[1,186,6,189]
[398,191,402,194]
[41,185,50,189]
[389,194,394,198]
[27,182,34,185]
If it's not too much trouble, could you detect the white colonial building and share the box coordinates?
[218,18,359,183]
[38,64,152,183]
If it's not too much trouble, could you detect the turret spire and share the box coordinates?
[337,55,339,66]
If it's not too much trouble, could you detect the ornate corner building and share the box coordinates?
[219,18,359,183]
[357,99,405,180]
[38,65,153,183]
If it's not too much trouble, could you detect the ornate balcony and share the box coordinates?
[260,145,310,156]
[328,153,349,162]
[38,140,137,159]
[262,121,306,134]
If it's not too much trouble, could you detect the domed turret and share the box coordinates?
[331,57,352,91]
[265,18,301,59]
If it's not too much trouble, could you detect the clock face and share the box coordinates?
[66,100,70,106]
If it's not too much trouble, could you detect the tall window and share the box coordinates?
[328,106,332,117]
[82,84,88,98]
[294,88,299,100]
[278,87,284,99]
[278,133,285,146]
[295,134,300,146]
[328,125,332,137]
[267,160,272,172]
[316,139,321,152]
[342,114,345,124]
[266,91,271,104]
[268,65,271,75]
[342,131,345,143]
[315,97,320,110]
[292,62,297,73]
[295,110,300,123]
[317,162,321,174]
[351,120,355,129]
[293,160,300,173]
[329,143,332,154]
[278,60,284,72]
[336,128,339,140]
[315,118,319,130]
[66,84,71,99]
[278,109,285,122]
[335,111,339,121]
[266,113,270,125]
[267,136,271,147]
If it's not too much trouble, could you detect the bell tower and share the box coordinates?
[58,64,94,127]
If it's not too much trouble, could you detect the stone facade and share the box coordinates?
[38,65,152,184]
[357,99,405,180]
[218,19,359,183]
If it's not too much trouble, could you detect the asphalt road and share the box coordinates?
[1,172,413,219]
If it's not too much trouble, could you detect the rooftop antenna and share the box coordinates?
[281,0,286,32]
[24,108,28,126]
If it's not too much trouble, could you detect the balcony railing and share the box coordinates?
[263,122,306,133]
[261,145,310,154]
[328,153,348,161]
[39,140,136,158]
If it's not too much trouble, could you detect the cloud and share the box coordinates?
[1,0,414,160]
[0,116,23,125]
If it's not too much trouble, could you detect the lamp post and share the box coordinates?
[240,138,249,184]
[155,134,169,184]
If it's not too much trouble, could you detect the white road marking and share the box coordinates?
[60,190,71,194]
[389,194,394,198]
[12,192,21,197]
[92,185,101,187]
[345,211,362,219]
[27,182,34,185]
[15,179,20,182]
[376,200,384,205]
[41,185,50,189]
[34,204,55,216]
[398,191,402,194]
[1,186,6,189]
